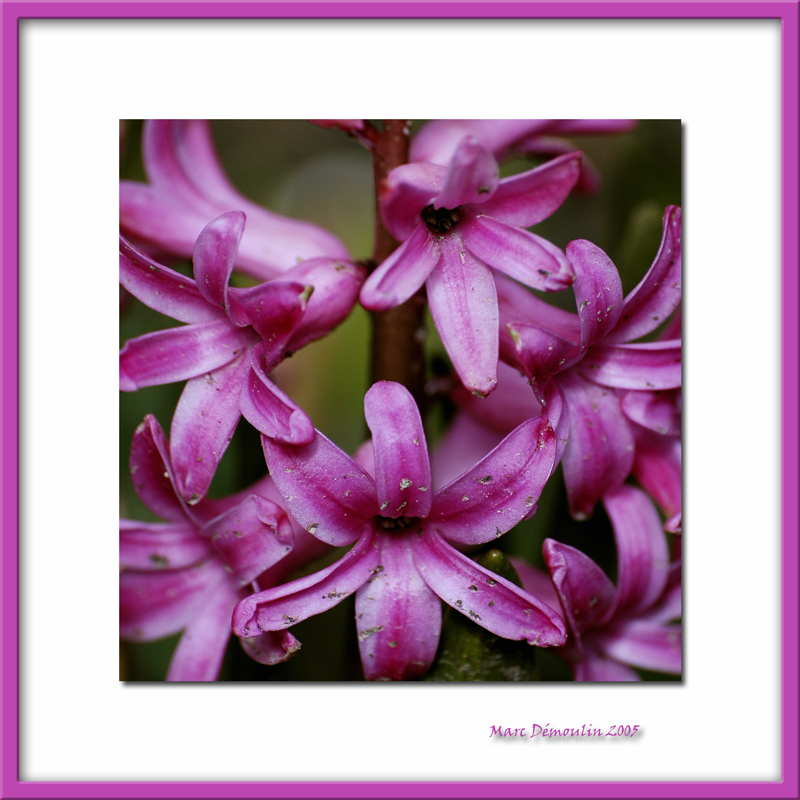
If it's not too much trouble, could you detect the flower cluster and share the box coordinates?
[120,119,681,682]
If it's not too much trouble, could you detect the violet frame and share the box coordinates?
[1,2,797,798]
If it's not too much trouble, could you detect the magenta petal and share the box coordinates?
[435,136,499,209]
[594,621,681,674]
[364,382,432,519]
[466,218,573,292]
[240,346,315,445]
[379,161,446,241]
[119,561,216,641]
[431,413,504,490]
[230,279,308,343]
[232,527,379,635]
[263,433,376,546]
[427,238,499,396]
[356,531,442,680]
[479,151,581,228]
[169,353,252,504]
[119,237,222,324]
[166,582,239,681]
[414,530,566,646]
[240,629,301,665]
[622,389,681,436]
[573,654,641,682]
[578,341,682,390]
[360,225,440,311]
[542,539,616,639]
[192,211,246,314]
[430,417,556,545]
[604,485,670,618]
[201,495,294,586]
[567,239,624,351]
[559,372,635,520]
[632,430,682,522]
[128,415,186,522]
[607,205,682,343]
[120,519,211,571]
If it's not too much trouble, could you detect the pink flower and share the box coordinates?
[119,211,365,503]
[360,136,580,396]
[525,484,681,681]
[233,381,566,681]
[120,416,299,681]
[120,119,351,281]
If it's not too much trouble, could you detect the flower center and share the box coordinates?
[375,515,415,532]
[421,204,461,234]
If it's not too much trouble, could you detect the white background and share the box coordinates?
[19,18,781,783]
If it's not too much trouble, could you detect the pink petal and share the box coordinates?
[479,151,581,228]
[191,211,245,314]
[573,654,641,682]
[262,432,376,547]
[360,225,440,311]
[558,372,635,520]
[466,217,573,292]
[434,136,499,209]
[201,495,294,586]
[379,161,446,241]
[632,428,682,522]
[603,485,670,618]
[593,621,681,674]
[355,531,442,680]
[240,629,301,665]
[414,530,566,646]
[166,582,240,681]
[566,239,624,351]
[426,237,499,396]
[622,389,681,435]
[431,413,504,490]
[119,319,254,392]
[364,382,432,519]
[119,237,222,325]
[230,278,308,345]
[239,345,315,445]
[512,558,563,617]
[120,519,210,571]
[578,341,682,390]
[607,205,682,343]
[542,539,616,639]
[169,353,252,505]
[231,527,380,635]
[430,416,556,545]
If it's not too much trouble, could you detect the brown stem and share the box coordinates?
[368,121,427,406]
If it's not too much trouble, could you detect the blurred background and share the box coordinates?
[119,119,681,681]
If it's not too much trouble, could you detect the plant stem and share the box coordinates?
[368,121,427,406]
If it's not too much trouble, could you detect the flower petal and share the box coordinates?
[169,353,252,505]
[120,519,210,571]
[239,344,315,445]
[230,278,308,345]
[603,484,670,618]
[632,428,682,522]
[622,389,681,436]
[573,654,641,682]
[414,530,566,646]
[231,527,379,635]
[607,205,682,343]
[542,539,616,640]
[431,413,504,490]
[119,320,254,392]
[166,582,239,681]
[355,531,442,680]
[479,151,581,228]
[566,239,624,351]
[578,341,682,390]
[119,237,222,324]
[434,136,499,209]
[426,237,499,396]
[466,218,573,292]
[558,372,635,520]
[262,432,376,546]
[364,382,432,518]
[360,225,439,311]
[430,416,556,545]
[191,211,245,315]
[593,621,681,674]
[379,161,446,241]
[240,629,301,665]
[201,495,294,586]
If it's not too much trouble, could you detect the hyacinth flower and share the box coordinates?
[233,381,566,681]
[528,484,681,681]
[410,119,637,194]
[488,205,682,519]
[360,136,580,396]
[120,415,300,681]
[120,119,351,281]
[120,211,365,503]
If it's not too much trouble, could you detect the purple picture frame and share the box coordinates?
[2,2,797,798]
